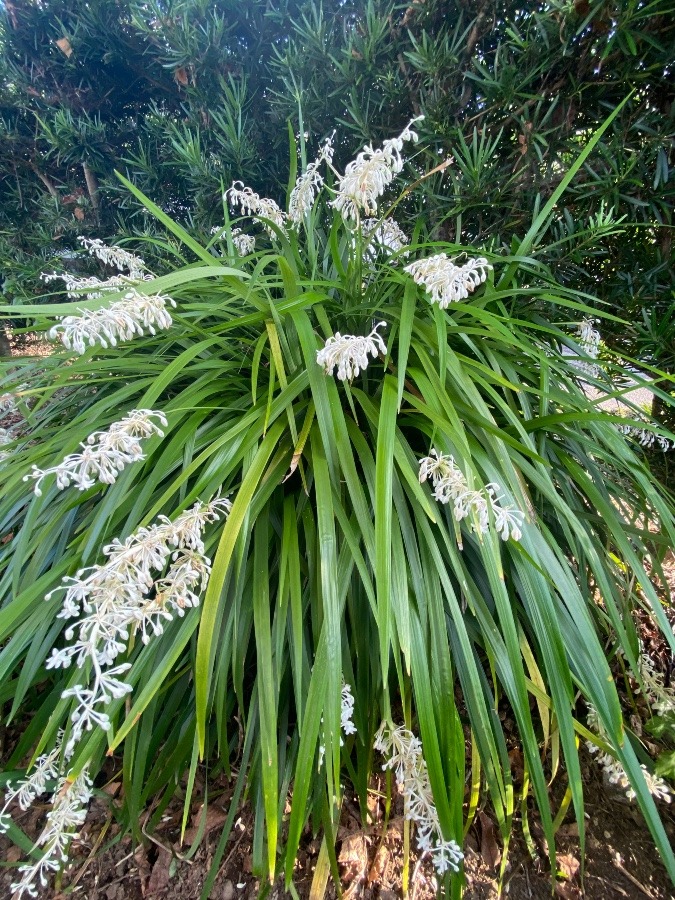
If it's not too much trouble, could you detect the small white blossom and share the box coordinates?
[288,135,334,223]
[362,218,409,261]
[226,182,288,238]
[374,722,464,876]
[49,288,176,354]
[418,450,524,543]
[10,768,92,899]
[45,498,230,756]
[316,321,387,381]
[77,236,147,279]
[25,409,167,495]
[404,254,492,308]
[333,117,423,220]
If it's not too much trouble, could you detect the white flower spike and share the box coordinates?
[226,181,288,238]
[362,218,409,261]
[333,117,423,220]
[316,321,387,381]
[45,498,230,757]
[77,236,147,279]
[10,768,93,899]
[49,288,175,354]
[418,449,524,543]
[404,254,491,308]
[24,409,167,495]
[288,134,334,224]
[375,722,464,876]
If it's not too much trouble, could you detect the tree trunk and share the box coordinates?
[83,162,100,223]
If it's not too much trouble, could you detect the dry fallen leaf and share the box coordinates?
[478,811,501,870]
[146,846,173,897]
[184,803,227,844]
[56,37,73,57]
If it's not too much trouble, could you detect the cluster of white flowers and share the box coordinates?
[316,321,387,381]
[572,317,601,378]
[585,703,671,803]
[404,254,492,309]
[0,738,64,836]
[78,236,147,280]
[210,226,256,256]
[419,450,524,543]
[0,391,17,414]
[0,426,13,462]
[617,424,672,452]
[41,271,153,300]
[318,681,357,768]
[10,768,93,899]
[49,287,175,354]
[24,409,167,496]
[45,498,231,756]
[288,135,335,223]
[362,217,409,261]
[333,117,423,220]
[634,649,675,717]
[374,722,464,875]
[42,238,150,300]
[226,181,288,237]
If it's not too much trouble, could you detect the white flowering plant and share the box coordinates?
[0,116,674,896]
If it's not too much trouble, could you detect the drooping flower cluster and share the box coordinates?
[572,317,601,378]
[316,321,387,381]
[77,236,147,280]
[41,271,154,299]
[288,135,335,223]
[10,768,93,899]
[45,498,231,756]
[210,226,256,256]
[419,450,524,543]
[634,648,675,717]
[49,287,175,353]
[226,181,288,237]
[0,736,64,836]
[42,237,150,300]
[404,254,492,308]
[585,704,671,804]
[362,217,409,261]
[374,722,464,875]
[617,424,672,452]
[24,409,167,495]
[332,117,423,220]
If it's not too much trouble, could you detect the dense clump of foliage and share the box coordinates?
[1,116,674,895]
[1,0,673,377]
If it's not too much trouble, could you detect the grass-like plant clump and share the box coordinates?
[1,116,674,897]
